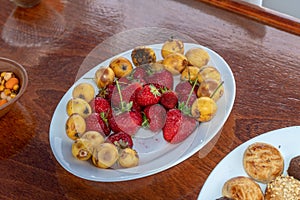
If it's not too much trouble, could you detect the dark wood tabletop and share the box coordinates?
[0,0,299,199]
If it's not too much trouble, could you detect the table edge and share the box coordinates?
[197,0,300,36]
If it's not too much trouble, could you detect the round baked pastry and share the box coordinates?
[287,155,300,181]
[222,176,264,200]
[265,175,300,199]
[243,142,284,183]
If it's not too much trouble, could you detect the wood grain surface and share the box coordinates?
[0,0,299,199]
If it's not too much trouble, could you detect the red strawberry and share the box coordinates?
[160,90,178,109]
[145,69,173,90]
[107,114,122,133]
[111,82,142,108]
[175,81,197,107]
[90,96,112,118]
[162,109,198,144]
[132,66,147,80]
[85,113,111,136]
[97,83,115,100]
[107,131,133,149]
[136,84,161,106]
[108,111,142,135]
[122,76,147,86]
[129,86,142,112]
[142,104,167,132]
[129,110,143,127]
[121,66,148,85]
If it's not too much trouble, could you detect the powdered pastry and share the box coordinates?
[264,175,300,200]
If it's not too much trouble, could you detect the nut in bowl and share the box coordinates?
[0,57,28,118]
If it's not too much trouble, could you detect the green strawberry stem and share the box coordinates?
[141,113,150,128]
[185,79,198,107]
[160,86,169,94]
[115,80,123,103]
[149,84,161,97]
[178,79,198,116]
[210,81,224,99]
[100,112,109,126]
[115,79,132,112]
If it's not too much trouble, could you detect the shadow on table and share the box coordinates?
[1,0,66,47]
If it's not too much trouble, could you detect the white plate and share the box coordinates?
[198,126,300,199]
[49,43,236,182]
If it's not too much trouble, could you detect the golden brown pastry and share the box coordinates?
[243,142,284,183]
[222,176,264,200]
[265,175,300,200]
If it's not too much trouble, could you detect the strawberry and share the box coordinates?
[107,114,122,133]
[110,82,142,108]
[124,66,148,84]
[90,96,112,118]
[108,79,143,135]
[107,131,133,149]
[97,83,115,100]
[142,104,167,132]
[129,110,143,127]
[163,79,199,143]
[160,90,178,109]
[108,111,142,135]
[85,112,111,136]
[145,69,173,90]
[122,76,147,86]
[162,109,198,144]
[132,66,147,79]
[136,84,161,106]
[175,81,197,107]
[129,86,142,112]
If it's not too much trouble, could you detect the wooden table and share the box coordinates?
[0,0,299,199]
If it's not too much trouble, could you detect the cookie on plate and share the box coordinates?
[264,175,300,200]
[243,142,284,183]
[222,176,264,200]
[287,155,300,181]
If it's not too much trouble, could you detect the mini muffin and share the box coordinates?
[243,142,284,183]
[265,175,300,200]
[222,176,264,200]
[287,155,300,181]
